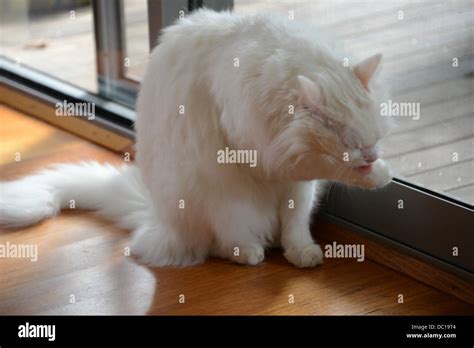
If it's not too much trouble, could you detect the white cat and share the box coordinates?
[0,9,392,267]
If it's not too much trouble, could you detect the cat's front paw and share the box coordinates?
[230,244,265,266]
[365,159,393,189]
[284,243,324,268]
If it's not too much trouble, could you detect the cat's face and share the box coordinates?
[265,54,392,187]
[300,55,390,162]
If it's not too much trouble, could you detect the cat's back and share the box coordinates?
[158,9,244,46]
[158,9,307,51]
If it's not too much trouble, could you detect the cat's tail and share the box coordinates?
[0,161,149,230]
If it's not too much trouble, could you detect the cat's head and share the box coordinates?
[264,54,392,187]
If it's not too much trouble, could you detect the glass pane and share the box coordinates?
[92,0,148,109]
[235,0,473,205]
[1,0,97,92]
[123,0,149,81]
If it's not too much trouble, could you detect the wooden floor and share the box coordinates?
[1,105,473,315]
[2,0,472,205]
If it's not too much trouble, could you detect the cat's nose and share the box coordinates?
[364,155,378,163]
[361,146,379,163]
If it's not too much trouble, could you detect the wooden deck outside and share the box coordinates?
[1,0,472,204]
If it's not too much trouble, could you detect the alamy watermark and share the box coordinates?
[380,99,420,120]
[0,241,38,262]
[324,241,365,262]
[18,322,55,341]
[55,100,95,120]
[217,147,257,168]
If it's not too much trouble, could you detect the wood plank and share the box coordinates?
[334,1,469,39]
[445,184,474,204]
[383,39,471,76]
[323,1,433,37]
[382,114,472,158]
[386,137,473,177]
[388,56,473,95]
[389,95,473,135]
[407,160,473,192]
[315,0,412,27]
[347,14,471,53]
[393,77,472,105]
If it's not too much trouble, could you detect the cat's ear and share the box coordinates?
[353,53,382,90]
[297,75,321,109]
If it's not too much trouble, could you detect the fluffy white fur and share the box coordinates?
[0,10,392,267]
